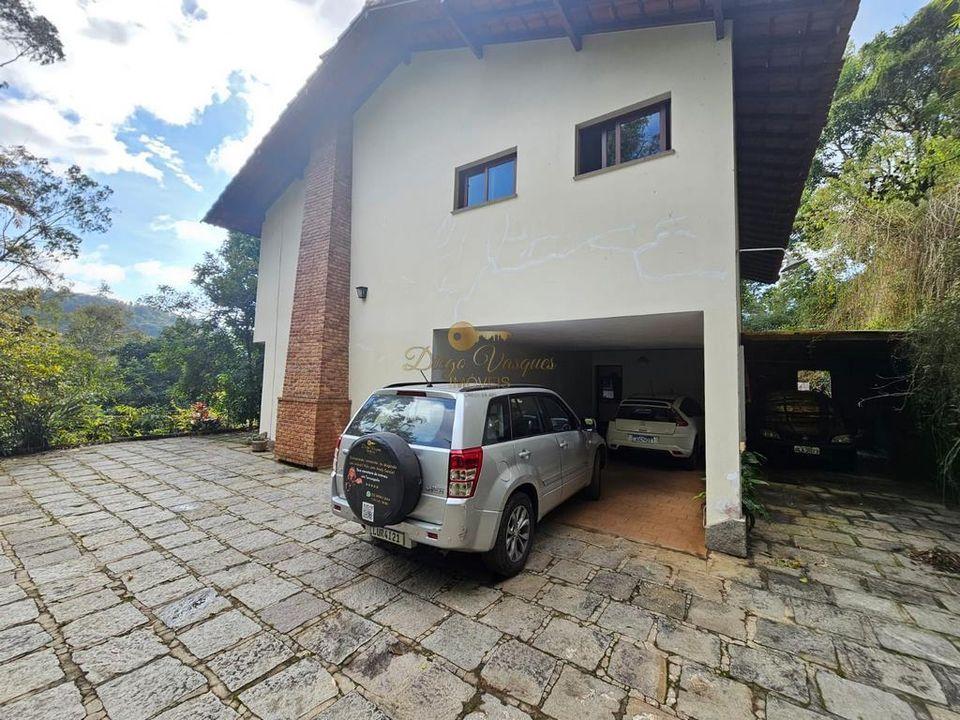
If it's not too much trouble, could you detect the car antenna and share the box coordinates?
[418,369,433,387]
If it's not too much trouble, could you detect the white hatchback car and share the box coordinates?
[605,396,704,467]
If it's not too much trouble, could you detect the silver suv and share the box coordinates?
[330,383,605,575]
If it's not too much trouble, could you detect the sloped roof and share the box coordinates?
[205,0,858,283]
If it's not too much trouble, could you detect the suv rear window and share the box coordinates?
[346,393,456,448]
[616,403,676,422]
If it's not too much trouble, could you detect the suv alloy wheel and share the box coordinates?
[483,491,534,576]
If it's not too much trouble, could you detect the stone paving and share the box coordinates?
[1,435,959,720]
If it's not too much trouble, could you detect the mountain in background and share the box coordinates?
[33,290,178,338]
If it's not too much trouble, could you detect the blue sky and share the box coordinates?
[0,0,932,302]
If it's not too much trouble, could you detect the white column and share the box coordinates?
[702,305,745,556]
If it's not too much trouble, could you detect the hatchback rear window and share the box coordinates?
[346,394,456,448]
[616,404,676,422]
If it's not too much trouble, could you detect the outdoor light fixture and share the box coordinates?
[355,286,368,300]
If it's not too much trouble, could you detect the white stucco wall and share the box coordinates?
[349,23,743,526]
[253,179,305,438]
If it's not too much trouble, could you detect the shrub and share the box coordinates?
[0,321,120,454]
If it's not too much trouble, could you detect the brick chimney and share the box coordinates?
[274,122,353,468]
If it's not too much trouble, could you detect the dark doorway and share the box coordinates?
[595,365,622,434]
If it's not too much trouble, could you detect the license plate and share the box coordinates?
[367,526,413,548]
[630,434,657,444]
[794,445,821,456]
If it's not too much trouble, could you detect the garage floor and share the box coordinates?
[551,453,706,557]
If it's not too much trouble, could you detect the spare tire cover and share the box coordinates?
[343,432,422,527]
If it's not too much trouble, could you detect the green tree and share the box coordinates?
[0,319,118,454]
[193,231,262,425]
[744,3,960,331]
[149,318,234,407]
[64,299,136,358]
[0,0,63,81]
[113,336,177,408]
[812,2,960,198]
[139,230,263,427]
[0,146,112,288]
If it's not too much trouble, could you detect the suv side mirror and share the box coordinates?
[582,418,596,431]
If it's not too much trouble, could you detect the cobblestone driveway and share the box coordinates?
[1,436,959,720]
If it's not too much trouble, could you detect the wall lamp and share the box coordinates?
[355,286,368,300]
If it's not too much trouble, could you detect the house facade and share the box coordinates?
[206,0,857,555]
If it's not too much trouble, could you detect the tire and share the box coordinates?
[584,452,602,500]
[682,436,703,471]
[343,432,422,527]
[483,492,535,577]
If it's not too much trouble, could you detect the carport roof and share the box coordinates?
[470,312,704,350]
[204,0,859,284]
[742,330,907,365]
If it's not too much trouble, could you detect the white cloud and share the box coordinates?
[61,249,128,291]
[0,0,364,181]
[133,259,194,288]
[0,96,161,179]
[151,214,225,249]
[139,134,203,191]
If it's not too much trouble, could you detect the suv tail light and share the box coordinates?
[672,410,689,427]
[448,447,483,498]
[333,435,342,469]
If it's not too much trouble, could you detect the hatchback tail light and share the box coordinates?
[448,447,483,498]
[672,410,689,427]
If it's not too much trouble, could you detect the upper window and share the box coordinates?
[577,99,671,176]
[455,150,517,210]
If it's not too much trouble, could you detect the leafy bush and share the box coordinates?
[740,451,770,524]
[908,292,960,503]
[0,320,119,454]
[170,402,222,434]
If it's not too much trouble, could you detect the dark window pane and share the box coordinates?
[487,159,515,201]
[347,394,456,448]
[620,110,661,162]
[579,124,603,173]
[538,395,577,433]
[510,395,544,439]
[465,169,485,207]
[604,127,617,167]
[483,397,511,444]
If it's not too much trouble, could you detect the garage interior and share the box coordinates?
[432,312,707,556]
[742,330,909,482]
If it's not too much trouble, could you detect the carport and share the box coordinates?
[742,330,909,477]
[432,312,709,556]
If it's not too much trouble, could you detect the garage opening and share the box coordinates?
[432,312,707,556]
[743,331,909,482]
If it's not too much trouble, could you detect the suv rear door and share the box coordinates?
[510,394,563,511]
[537,394,589,498]
[338,390,455,525]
